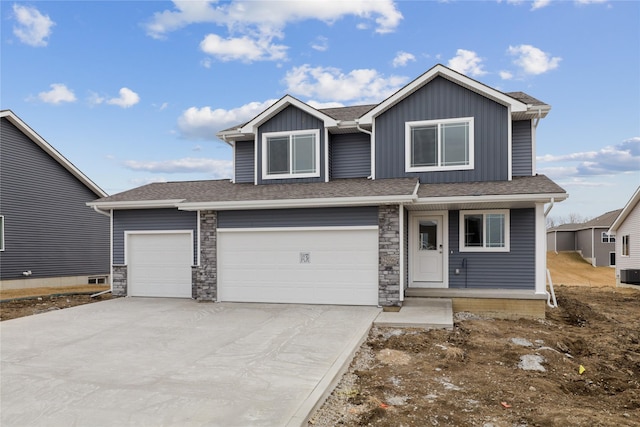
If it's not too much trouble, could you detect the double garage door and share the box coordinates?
[126,228,378,305]
[218,228,379,306]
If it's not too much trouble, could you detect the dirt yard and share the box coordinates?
[0,285,113,321]
[309,254,639,427]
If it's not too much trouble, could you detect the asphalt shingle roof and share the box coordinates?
[417,175,565,198]
[93,175,565,206]
[547,208,622,232]
[93,177,419,204]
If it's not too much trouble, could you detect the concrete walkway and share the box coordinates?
[374,298,453,329]
[1,298,380,427]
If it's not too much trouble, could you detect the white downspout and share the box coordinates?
[355,120,374,180]
[543,198,557,308]
[399,203,405,303]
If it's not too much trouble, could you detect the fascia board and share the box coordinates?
[2,110,109,198]
[239,95,337,134]
[609,186,640,232]
[86,199,185,210]
[359,64,527,125]
[415,192,568,205]
[177,194,417,211]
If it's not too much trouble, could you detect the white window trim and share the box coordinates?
[459,209,510,252]
[602,232,615,243]
[405,117,474,173]
[261,129,321,180]
[0,215,4,252]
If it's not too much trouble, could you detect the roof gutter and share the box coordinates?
[415,192,568,205]
[177,194,417,211]
[86,199,185,210]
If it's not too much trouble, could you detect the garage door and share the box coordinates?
[217,227,378,306]
[127,232,193,298]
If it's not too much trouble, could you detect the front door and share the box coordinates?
[410,214,446,287]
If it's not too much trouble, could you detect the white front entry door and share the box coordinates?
[410,214,446,288]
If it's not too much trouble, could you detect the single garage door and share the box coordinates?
[127,232,193,298]
[217,227,378,306]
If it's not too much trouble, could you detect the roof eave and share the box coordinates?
[86,199,185,210]
[1,110,109,198]
[415,192,568,205]
[177,194,417,211]
[609,186,640,232]
[359,64,528,125]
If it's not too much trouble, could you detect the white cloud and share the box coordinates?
[508,44,561,75]
[144,1,402,62]
[447,49,487,77]
[37,84,76,104]
[178,99,279,140]
[531,0,552,10]
[124,157,232,178]
[306,101,345,109]
[200,34,287,62]
[392,51,416,68]
[575,0,608,4]
[499,70,514,80]
[12,4,55,47]
[283,64,408,104]
[106,88,140,108]
[146,0,402,37]
[537,137,640,177]
[311,36,329,52]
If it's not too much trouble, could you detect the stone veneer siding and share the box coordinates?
[378,205,401,306]
[193,210,217,301]
[112,265,127,296]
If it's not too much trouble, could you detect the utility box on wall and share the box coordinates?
[620,269,640,285]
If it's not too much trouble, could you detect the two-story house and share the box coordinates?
[88,64,567,317]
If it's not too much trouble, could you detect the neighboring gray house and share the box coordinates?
[546,209,622,267]
[609,186,640,285]
[0,110,110,289]
[88,64,567,318]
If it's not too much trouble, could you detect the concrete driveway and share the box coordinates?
[1,298,380,427]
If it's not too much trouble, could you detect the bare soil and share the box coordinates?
[309,253,638,427]
[0,285,113,321]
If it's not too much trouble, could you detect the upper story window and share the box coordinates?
[262,130,320,179]
[405,117,474,172]
[602,232,615,243]
[460,209,510,252]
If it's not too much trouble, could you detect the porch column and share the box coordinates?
[378,205,401,307]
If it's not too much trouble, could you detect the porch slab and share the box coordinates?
[374,298,453,329]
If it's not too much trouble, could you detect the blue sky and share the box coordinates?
[2,0,638,221]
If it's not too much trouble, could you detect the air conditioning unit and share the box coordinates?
[620,269,640,285]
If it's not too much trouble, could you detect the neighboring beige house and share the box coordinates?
[609,186,640,286]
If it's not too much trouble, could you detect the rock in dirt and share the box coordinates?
[518,354,546,371]
[376,348,411,365]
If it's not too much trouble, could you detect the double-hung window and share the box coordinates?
[406,117,474,172]
[262,130,320,179]
[622,235,630,256]
[460,210,510,252]
[602,232,615,243]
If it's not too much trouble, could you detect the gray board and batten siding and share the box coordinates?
[234,140,254,183]
[329,133,371,179]
[112,209,198,265]
[447,208,535,290]
[218,206,379,228]
[257,105,326,184]
[512,120,533,176]
[375,76,509,183]
[0,117,109,280]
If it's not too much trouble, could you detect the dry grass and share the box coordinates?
[547,251,615,287]
[0,285,110,300]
